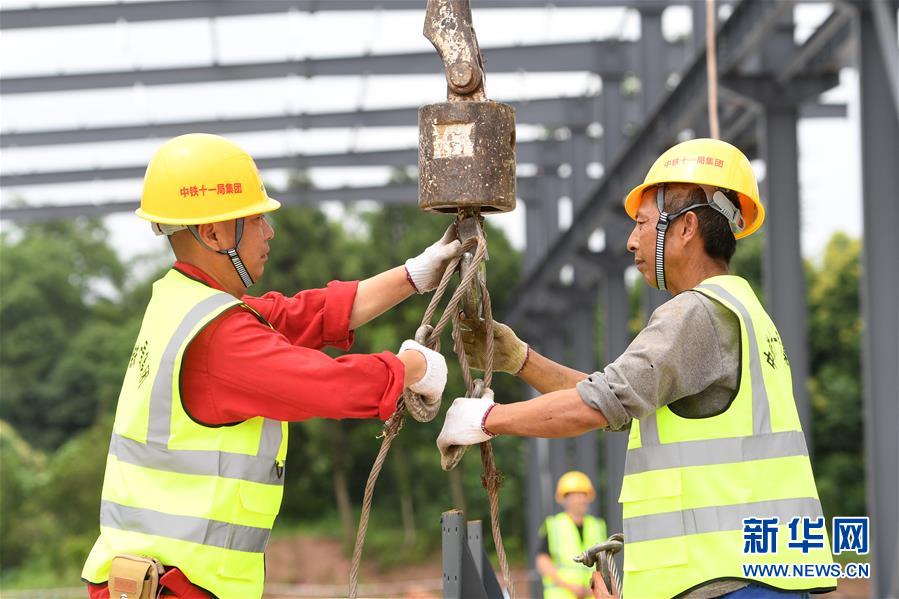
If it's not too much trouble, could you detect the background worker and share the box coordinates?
[538,471,608,599]
[82,133,460,599]
[439,139,837,598]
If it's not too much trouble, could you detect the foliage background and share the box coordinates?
[0,205,865,588]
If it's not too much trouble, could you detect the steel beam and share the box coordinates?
[777,6,852,85]
[0,172,551,222]
[0,96,601,149]
[505,0,843,325]
[0,181,417,222]
[0,139,559,187]
[799,103,847,119]
[857,3,899,597]
[0,0,650,30]
[0,40,687,95]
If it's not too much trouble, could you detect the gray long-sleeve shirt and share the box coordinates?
[576,289,749,598]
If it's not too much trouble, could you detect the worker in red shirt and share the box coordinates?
[82,133,458,599]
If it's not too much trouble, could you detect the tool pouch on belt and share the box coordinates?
[109,554,164,599]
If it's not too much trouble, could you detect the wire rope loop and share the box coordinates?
[414,323,436,348]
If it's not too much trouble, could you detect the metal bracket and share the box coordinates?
[442,510,504,599]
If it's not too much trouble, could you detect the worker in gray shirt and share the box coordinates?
[437,139,836,599]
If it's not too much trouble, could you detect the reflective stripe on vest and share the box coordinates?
[100,500,271,553]
[624,497,823,543]
[83,270,289,599]
[619,275,835,599]
[624,429,807,475]
[108,432,282,485]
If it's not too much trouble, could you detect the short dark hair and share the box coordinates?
[662,183,737,263]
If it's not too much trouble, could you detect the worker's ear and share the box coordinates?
[193,223,219,249]
[678,210,700,243]
[195,221,235,251]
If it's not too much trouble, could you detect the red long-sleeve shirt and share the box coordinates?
[175,261,404,423]
[88,261,405,598]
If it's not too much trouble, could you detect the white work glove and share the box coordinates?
[399,339,448,400]
[436,390,496,471]
[404,225,463,293]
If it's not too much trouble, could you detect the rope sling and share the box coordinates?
[349,217,514,598]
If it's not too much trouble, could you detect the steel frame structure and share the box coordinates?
[1,1,896,596]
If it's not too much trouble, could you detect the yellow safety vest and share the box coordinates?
[542,513,608,599]
[619,275,836,598]
[82,269,289,599]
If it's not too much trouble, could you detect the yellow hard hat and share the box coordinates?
[555,471,596,503]
[136,133,281,225]
[624,138,764,239]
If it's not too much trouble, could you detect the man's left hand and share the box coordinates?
[436,391,496,470]
[405,225,463,293]
[398,340,447,401]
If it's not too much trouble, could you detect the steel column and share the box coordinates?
[570,128,598,211]
[760,104,812,443]
[568,288,602,518]
[601,77,626,163]
[541,331,573,489]
[858,4,899,596]
[759,7,814,444]
[638,6,667,117]
[526,429,552,599]
[598,252,632,535]
[524,199,546,273]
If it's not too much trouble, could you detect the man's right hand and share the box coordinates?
[458,315,528,374]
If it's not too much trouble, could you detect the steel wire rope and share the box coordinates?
[349,229,514,598]
[706,0,720,139]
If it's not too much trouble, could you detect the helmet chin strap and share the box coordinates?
[654,185,670,291]
[188,219,254,288]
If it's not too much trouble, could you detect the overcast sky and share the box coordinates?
[0,1,862,266]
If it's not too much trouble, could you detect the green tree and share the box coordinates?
[806,233,864,519]
[0,220,131,449]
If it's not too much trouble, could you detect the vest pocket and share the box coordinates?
[238,481,281,516]
[619,469,683,520]
[619,469,688,571]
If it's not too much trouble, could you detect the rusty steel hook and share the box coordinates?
[423,0,487,101]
